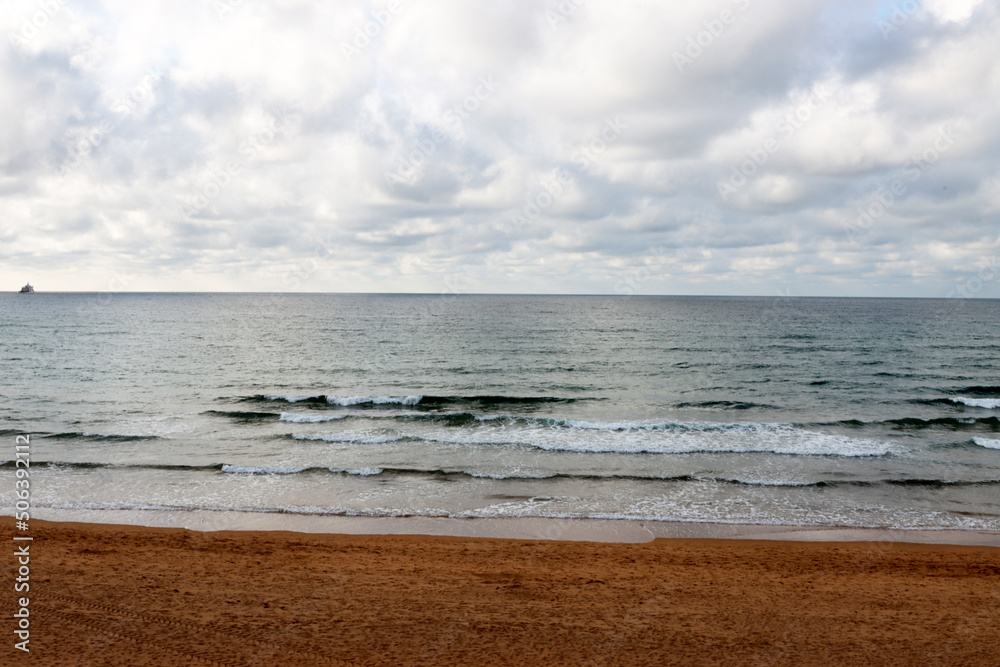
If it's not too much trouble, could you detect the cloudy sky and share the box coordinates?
[2,0,998,296]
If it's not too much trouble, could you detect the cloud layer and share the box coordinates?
[2,0,999,296]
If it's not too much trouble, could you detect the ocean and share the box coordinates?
[3,293,1000,532]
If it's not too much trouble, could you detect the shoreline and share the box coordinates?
[6,516,999,665]
[24,508,1000,546]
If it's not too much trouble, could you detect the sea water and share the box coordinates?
[2,293,999,531]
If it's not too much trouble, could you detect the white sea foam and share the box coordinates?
[520,433,891,456]
[265,395,316,403]
[281,421,895,457]
[949,397,1000,409]
[546,418,767,432]
[408,422,895,457]
[329,467,384,476]
[221,464,309,475]
[326,395,422,406]
[473,416,825,434]
[972,437,1000,450]
[279,413,345,423]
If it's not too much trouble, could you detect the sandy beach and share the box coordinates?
[6,517,999,666]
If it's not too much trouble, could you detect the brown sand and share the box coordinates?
[6,518,999,666]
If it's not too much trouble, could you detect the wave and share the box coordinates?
[283,424,893,457]
[358,414,824,434]
[552,418,881,435]
[674,400,776,410]
[824,416,1000,431]
[243,394,330,405]
[953,386,1000,396]
[535,418,780,432]
[204,410,348,423]
[103,405,899,458]
[291,433,407,444]
[0,460,219,471]
[43,432,161,442]
[482,433,891,457]
[220,464,310,475]
[279,413,346,423]
[424,395,582,406]
[328,467,384,476]
[206,409,1000,433]
[460,473,1000,488]
[972,437,1000,450]
[325,395,422,406]
[948,397,1000,409]
[8,459,997,487]
[203,410,281,421]
[231,411,766,435]
[236,394,582,408]
[0,460,383,477]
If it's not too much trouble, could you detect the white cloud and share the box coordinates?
[0,0,998,297]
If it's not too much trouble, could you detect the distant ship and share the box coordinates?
[19,283,34,293]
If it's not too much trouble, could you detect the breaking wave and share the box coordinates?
[235,394,583,408]
[949,397,1000,409]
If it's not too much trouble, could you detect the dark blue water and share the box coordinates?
[2,293,999,530]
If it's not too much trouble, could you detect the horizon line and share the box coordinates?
[5,291,997,300]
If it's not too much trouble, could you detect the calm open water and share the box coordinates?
[2,293,999,531]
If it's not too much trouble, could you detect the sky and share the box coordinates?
[1,0,998,297]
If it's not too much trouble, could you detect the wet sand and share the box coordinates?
[6,517,1000,665]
